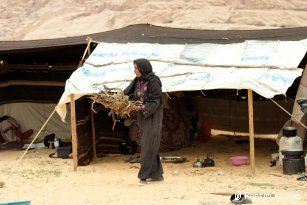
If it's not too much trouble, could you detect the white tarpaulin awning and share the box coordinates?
[56,40,307,121]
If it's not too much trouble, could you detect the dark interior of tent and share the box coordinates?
[0,24,306,165]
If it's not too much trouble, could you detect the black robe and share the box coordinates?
[124,75,164,179]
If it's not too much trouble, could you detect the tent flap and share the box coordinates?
[56,40,307,121]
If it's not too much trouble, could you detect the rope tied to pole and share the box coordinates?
[270,98,307,130]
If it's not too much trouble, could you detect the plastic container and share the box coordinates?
[297,98,307,114]
[281,150,305,175]
[300,102,307,114]
[230,156,248,166]
[1,201,31,205]
[54,136,60,150]
[278,127,303,165]
[197,119,211,143]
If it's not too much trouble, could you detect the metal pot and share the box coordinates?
[193,158,203,168]
[203,153,215,167]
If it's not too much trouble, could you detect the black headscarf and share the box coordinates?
[134,58,154,81]
[124,58,162,96]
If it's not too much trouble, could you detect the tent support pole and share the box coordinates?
[70,94,78,171]
[248,89,255,173]
[91,108,97,159]
[18,108,56,163]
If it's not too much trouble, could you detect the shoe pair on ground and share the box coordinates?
[139,176,164,184]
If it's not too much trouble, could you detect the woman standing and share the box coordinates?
[124,58,164,184]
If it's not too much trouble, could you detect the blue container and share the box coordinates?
[0,201,31,205]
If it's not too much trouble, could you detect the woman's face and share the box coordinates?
[134,63,142,77]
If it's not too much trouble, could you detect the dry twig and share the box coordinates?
[88,85,142,130]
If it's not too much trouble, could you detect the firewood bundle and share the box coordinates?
[88,85,142,129]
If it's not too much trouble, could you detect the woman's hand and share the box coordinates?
[123,104,142,113]
[129,105,141,111]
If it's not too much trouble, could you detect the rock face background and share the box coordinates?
[0,0,306,40]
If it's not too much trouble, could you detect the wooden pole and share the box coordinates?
[91,108,97,159]
[70,94,78,171]
[248,89,255,173]
[18,109,56,163]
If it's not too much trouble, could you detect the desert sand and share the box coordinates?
[0,135,306,205]
[0,0,306,41]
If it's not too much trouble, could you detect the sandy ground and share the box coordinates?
[0,0,306,41]
[0,135,306,205]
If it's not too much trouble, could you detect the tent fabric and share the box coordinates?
[56,40,307,121]
[0,102,71,141]
[292,66,307,126]
[73,98,129,165]
[1,24,307,52]
[193,97,294,138]
[277,65,307,143]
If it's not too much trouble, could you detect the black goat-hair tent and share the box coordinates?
[1,24,306,171]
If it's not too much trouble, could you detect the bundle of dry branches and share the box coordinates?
[88,85,142,130]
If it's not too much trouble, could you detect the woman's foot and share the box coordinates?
[147,176,164,182]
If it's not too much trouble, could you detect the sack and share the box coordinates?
[49,144,72,159]
[57,145,72,158]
